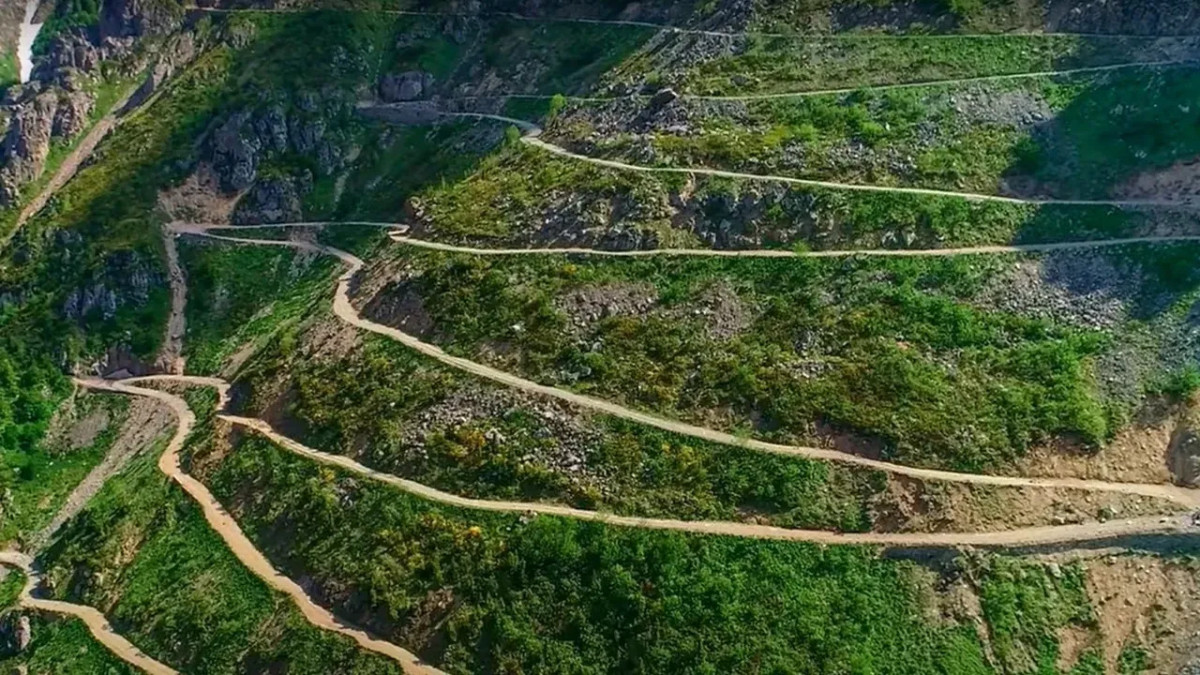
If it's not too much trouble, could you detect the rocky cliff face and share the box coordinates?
[1047,0,1200,34]
[0,0,190,210]
[97,0,183,40]
[0,85,93,205]
[206,95,357,222]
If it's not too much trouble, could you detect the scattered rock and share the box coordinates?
[361,278,437,339]
[649,87,680,110]
[557,282,658,332]
[15,616,29,652]
[380,70,435,102]
[232,172,312,225]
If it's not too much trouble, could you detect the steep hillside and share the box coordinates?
[3,0,1200,673]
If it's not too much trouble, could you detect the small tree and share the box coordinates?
[548,93,567,118]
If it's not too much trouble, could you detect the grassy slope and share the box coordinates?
[0,616,137,674]
[37,387,403,674]
[613,33,1188,95]
[198,430,994,675]
[409,130,1176,252]
[236,321,885,531]
[0,4,1175,673]
[190,229,886,533]
[565,68,1200,200]
[0,8,401,477]
[179,241,337,374]
[0,392,130,545]
[0,48,16,90]
[356,248,1124,472]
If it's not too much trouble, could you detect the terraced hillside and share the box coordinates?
[4,0,1200,673]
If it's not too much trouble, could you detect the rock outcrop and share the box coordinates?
[0,88,94,206]
[1048,0,1200,35]
[233,172,312,224]
[380,70,435,102]
[0,611,31,656]
[61,249,160,324]
[209,98,352,195]
[123,31,197,111]
[98,0,184,41]
[1170,406,1200,487]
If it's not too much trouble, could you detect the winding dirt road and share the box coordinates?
[219,413,1196,548]
[395,110,1200,209]
[467,59,1199,102]
[385,232,1200,257]
[469,114,1199,208]
[190,6,1200,40]
[0,551,177,675]
[75,378,442,675]
[175,221,1200,258]
[183,230,1200,511]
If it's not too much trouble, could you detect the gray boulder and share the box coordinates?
[233,174,311,225]
[380,71,435,102]
[211,111,261,192]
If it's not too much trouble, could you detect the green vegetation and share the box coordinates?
[0,49,17,91]
[0,393,131,545]
[1,9,412,462]
[235,325,883,531]
[563,68,1200,200]
[638,34,1183,95]
[179,241,336,374]
[0,616,135,674]
[357,249,1123,472]
[747,0,1046,33]
[1023,69,1200,198]
[412,133,1169,251]
[411,141,695,244]
[2,4,1195,673]
[39,432,403,673]
[199,431,993,674]
[0,345,69,453]
[0,569,24,610]
[32,0,102,55]
[317,122,485,222]
[979,557,1098,674]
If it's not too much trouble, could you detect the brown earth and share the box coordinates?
[1019,401,1191,485]
[1084,555,1200,673]
[873,476,1186,535]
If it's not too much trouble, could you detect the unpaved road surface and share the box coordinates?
[492,115,1199,208]
[387,232,1200,257]
[77,377,442,675]
[192,7,1200,42]
[174,220,1200,258]
[155,230,187,374]
[182,229,1200,511]
[356,109,1200,208]
[0,550,177,675]
[220,413,1197,548]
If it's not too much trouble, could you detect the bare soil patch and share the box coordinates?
[40,394,110,452]
[31,397,173,551]
[1084,555,1200,673]
[1115,158,1200,202]
[872,476,1184,534]
[158,163,243,225]
[1019,403,1183,485]
[557,282,658,333]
